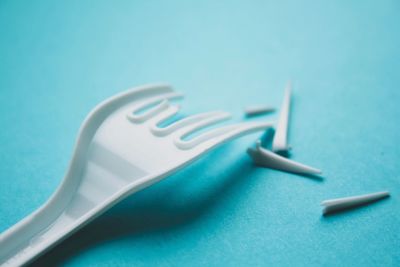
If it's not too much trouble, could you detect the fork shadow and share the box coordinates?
[30,144,263,266]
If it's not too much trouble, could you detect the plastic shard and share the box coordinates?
[247,141,321,175]
[272,81,292,153]
[321,191,390,215]
[244,105,275,117]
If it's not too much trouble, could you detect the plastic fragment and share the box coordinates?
[247,141,321,175]
[244,105,275,117]
[321,191,390,215]
[272,82,292,153]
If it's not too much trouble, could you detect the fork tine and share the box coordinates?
[126,92,183,123]
[151,111,231,137]
[149,105,180,134]
[68,83,179,165]
[127,99,170,123]
[174,121,274,150]
[130,91,183,113]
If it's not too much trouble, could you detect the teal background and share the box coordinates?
[0,0,399,266]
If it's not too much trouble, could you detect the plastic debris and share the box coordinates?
[248,141,321,175]
[244,105,275,117]
[272,82,292,153]
[321,191,390,215]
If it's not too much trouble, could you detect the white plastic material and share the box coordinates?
[247,141,321,175]
[272,82,292,153]
[321,191,390,215]
[244,105,275,117]
[0,83,274,266]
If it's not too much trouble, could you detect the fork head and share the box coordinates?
[85,84,274,184]
[0,83,273,267]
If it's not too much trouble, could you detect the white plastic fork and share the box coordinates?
[0,83,273,266]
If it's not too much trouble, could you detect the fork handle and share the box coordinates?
[0,192,118,266]
[0,171,160,267]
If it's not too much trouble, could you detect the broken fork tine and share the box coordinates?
[272,82,292,153]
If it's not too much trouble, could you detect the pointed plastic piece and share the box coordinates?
[272,81,292,153]
[247,141,321,175]
[244,105,276,117]
[321,191,390,215]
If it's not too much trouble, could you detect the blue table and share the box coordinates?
[1,1,399,266]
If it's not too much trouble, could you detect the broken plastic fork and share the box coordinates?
[0,83,274,266]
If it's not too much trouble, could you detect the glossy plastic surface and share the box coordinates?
[0,84,273,266]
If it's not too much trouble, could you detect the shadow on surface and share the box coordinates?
[29,145,262,266]
[293,172,324,182]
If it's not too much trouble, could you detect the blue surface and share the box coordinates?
[0,1,399,266]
